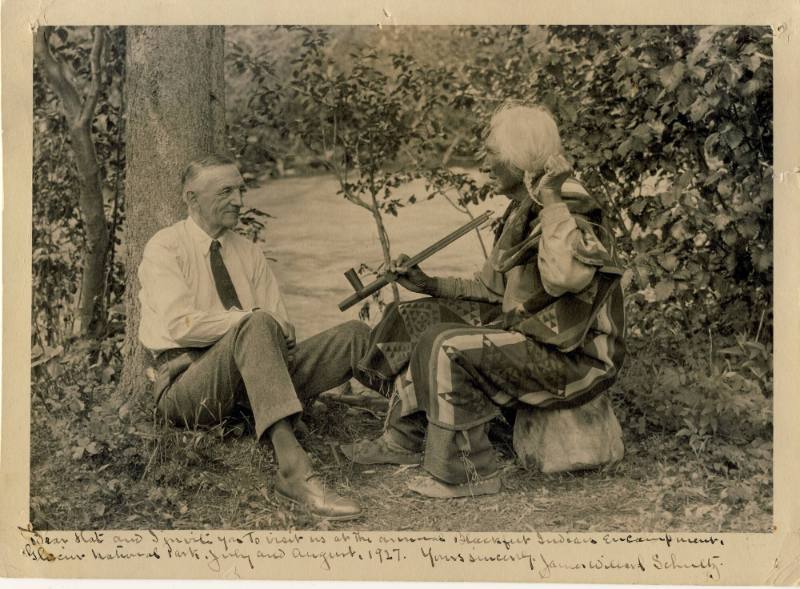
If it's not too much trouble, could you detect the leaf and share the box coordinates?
[658,254,679,272]
[693,232,708,248]
[629,198,648,215]
[560,102,578,122]
[654,279,675,301]
[753,250,772,272]
[725,484,755,502]
[723,126,745,149]
[717,177,734,197]
[659,62,685,92]
[662,367,683,389]
[723,62,744,86]
[617,138,634,157]
[651,210,672,229]
[648,120,666,136]
[688,26,724,66]
[659,192,676,207]
[724,252,738,272]
[616,55,640,75]
[621,268,635,291]
[741,79,763,97]
[713,213,732,230]
[749,53,767,75]
[689,98,709,123]
[631,123,653,142]
[738,220,759,239]
[689,65,707,81]
[669,220,689,241]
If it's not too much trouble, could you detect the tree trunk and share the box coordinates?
[34,27,110,337]
[119,26,226,399]
[70,127,110,337]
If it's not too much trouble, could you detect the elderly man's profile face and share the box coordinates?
[186,164,246,237]
[485,145,522,196]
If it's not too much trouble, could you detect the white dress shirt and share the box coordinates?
[138,217,290,352]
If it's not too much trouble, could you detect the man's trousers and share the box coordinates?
[157,310,371,440]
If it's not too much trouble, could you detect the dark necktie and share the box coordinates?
[209,240,242,310]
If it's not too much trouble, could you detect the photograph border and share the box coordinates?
[3,0,799,583]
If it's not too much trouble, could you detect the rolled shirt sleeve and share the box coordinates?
[537,202,601,297]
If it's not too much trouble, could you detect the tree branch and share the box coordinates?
[342,190,373,212]
[34,27,82,120]
[78,26,106,128]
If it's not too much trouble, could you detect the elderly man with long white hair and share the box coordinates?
[343,102,626,498]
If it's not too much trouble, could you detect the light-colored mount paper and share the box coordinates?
[2,0,799,583]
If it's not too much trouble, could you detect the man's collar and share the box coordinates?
[186,216,231,256]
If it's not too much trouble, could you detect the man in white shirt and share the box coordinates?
[138,154,370,520]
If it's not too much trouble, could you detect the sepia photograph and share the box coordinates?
[27,23,774,532]
[3,0,799,584]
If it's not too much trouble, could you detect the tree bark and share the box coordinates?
[34,27,110,337]
[119,26,226,399]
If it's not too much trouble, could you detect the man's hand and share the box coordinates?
[537,154,573,205]
[389,254,434,294]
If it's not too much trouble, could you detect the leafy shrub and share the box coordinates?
[614,331,772,473]
[500,25,772,338]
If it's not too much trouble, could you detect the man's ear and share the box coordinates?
[184,190,197,207]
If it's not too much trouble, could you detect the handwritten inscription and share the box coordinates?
[17,525,726,580]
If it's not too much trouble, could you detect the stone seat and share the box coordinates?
[512,392,624,474]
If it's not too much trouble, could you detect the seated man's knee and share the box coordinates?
[249,309,280,328]
[343,319,370,340]
[243,309,284,340]
[342,319,370,352]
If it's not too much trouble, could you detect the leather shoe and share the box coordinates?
[275,473,362,521]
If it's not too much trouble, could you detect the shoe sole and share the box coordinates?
[274,489,363,522]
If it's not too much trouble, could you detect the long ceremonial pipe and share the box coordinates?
[338,210,494,312]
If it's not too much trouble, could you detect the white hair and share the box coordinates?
[486,103,562,175]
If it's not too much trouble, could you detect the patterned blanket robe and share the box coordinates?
[357,184,626,431]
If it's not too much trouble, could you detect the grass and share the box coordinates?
[29,384,772,533]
